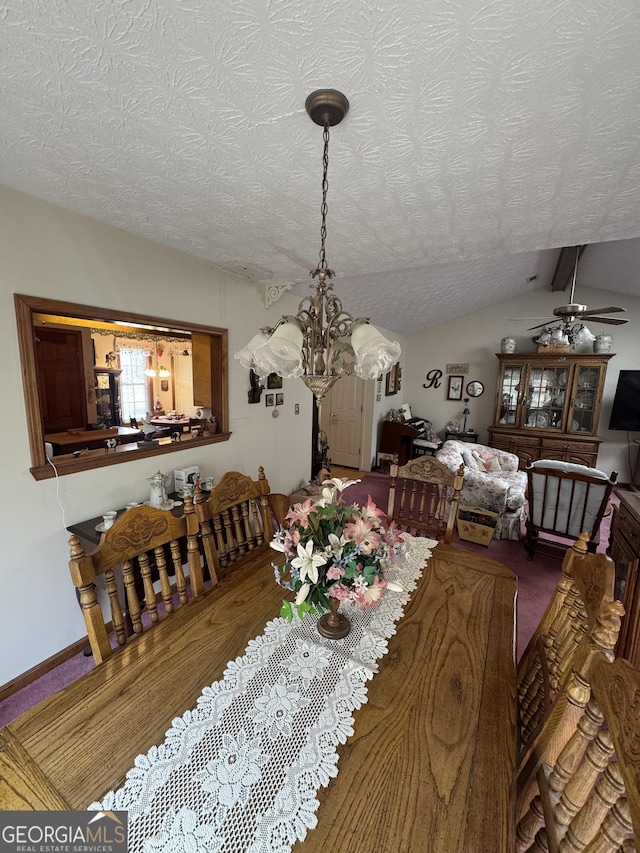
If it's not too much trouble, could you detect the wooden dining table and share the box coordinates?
[0,542,517,851]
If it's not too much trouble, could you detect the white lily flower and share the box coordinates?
[325,477,361,492]
[315,484,338,507]
[386,580,403,592]
[291,540,327,584]
[295,583,311,605]
[270,539,286,553]
[324,532,343,559]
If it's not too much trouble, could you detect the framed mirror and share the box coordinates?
[15,294,229,480]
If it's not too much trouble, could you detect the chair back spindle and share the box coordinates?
[387,456,464,544]
[516,654,640,853]
[195,466,275,584]
[68,499,204,664]
[517,536,621,765]
[525,461,617,558]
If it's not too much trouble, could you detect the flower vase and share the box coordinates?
[317,597,350,639]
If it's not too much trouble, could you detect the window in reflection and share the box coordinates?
[15,294,229,480]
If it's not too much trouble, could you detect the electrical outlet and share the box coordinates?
[294,403,300,415]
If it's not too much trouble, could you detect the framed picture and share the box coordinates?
[385,363,399,396]
[275,393,284,406]
[160,379,169,392]
[267,373,283,390]
[265,394,274,407]
[447,375,463,401]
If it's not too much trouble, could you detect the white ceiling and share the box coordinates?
[2,1,640,335]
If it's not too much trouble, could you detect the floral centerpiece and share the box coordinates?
[270,477,405,625]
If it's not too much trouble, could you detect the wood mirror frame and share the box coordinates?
[15,294,229,481]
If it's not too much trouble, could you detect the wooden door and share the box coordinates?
[320,373,364,468]
[35,328,86,433]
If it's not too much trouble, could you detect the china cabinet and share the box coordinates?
[94,367,122,427]
[487,353,614,469]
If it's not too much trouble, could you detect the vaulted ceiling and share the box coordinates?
[2,1,640,334]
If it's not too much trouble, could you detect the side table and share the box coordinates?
[445,431,478,444]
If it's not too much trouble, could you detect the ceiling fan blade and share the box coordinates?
[585,316,629,326]
[527,321,556,331]
[578,306,627,316]
[508,317,553,322]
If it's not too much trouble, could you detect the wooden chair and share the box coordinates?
[68,501,204,664]
[525,461,617,558]
[194,466,277,584]
[516,653,639,852]
[387,455,464,544]
[516,536,626,827]
[517,534,621,763]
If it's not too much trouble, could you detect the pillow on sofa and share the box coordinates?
[460,447,482,470]
[472,449,502,473]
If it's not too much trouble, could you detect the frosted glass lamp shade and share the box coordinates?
[350,322,401,380]
[573,324,595,344]
[252,322,304,379]
[234,331,271,371]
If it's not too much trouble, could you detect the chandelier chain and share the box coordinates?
[318,122,330,271]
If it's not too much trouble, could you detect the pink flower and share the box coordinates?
[326,564,345,580]
[343,517,381,555]
[328,583,350,599]
[352,576,387,608]
[360,496,385,524]
[286,499,315,528]
[382,521,405,548]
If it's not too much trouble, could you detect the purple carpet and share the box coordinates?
[0,471,615,727]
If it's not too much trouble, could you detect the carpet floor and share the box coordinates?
[0,469,615,727]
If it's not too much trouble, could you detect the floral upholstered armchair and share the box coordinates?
[435,440,528,539]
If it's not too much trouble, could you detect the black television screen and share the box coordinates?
[608,370,640,431]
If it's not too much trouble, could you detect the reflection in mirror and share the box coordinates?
[15,295,229,480]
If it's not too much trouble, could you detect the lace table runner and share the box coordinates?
[90,535,436,852]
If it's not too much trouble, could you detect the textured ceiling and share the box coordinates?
[2,0,640,334]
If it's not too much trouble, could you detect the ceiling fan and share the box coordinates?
[512,246,629,330]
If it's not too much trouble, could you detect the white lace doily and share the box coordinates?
[90,535,436,853]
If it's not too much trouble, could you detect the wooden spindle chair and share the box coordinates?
[387,456,464,544]
[517,534,620,764]
[516,653,639,852]
[194,466,277,584]
[68,500,204,664]
[525,461,617,559]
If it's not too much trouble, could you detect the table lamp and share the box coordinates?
[462,401,470,432]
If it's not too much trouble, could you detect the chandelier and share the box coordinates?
[144,347,171,378]
[235,90,401,401]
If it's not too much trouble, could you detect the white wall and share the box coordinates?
[0,185,313,685]
[403,284,640,482]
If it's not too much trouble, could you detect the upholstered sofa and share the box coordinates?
[436,440,528,539]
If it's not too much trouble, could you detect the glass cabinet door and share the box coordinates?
[497,364,522,426]
[524,365,568,431]
[568,365,601,434]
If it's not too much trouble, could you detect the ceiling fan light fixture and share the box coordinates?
[234,90,401,401]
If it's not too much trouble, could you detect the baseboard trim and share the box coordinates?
[0,636,89,705]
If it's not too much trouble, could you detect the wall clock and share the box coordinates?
[466,380,484,397]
